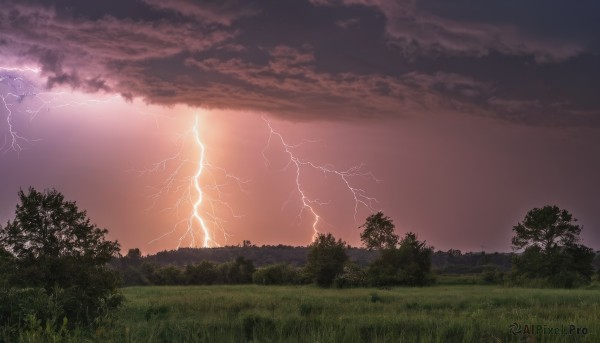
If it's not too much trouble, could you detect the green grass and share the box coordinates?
[84,285,600,342]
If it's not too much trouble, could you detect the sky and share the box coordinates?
[1,0,599,254]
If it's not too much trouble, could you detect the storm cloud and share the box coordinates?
[1,0,599,125]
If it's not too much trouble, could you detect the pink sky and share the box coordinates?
[1,1,599,254]
[1,89,598,254]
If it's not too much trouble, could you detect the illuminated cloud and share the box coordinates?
[0,0,598,126]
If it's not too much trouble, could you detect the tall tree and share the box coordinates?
[512,205,581,253]
[306,233,348,287]
[511,205,594,287]
[360,211,399,250]
[0,187,122,324]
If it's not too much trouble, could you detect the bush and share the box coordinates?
[482,266,504,284]
[216,257,255,284]
[185,261,218,285]
[252,263,300,285]
[333,263,368,288]
[0,287,67,340]
[149,265,185,285]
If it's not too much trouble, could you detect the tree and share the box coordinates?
[511,205,594,287]
[360,212,399,250]
[0,187,122,324]
[306,233,348,287]
[368,232,434,286]
[512,205,582,253]
[125,248,142,260]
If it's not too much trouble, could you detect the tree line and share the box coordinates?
[113,245,518,275]
[115,214,437,288]
[0,188,599,340]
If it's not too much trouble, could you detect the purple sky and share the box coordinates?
[1,0,599,254]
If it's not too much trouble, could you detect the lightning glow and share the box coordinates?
[0,67,40,153]
[0,66,118,154]
[142,113,248,248]
[262,117,380,242]
[191,115,211,247]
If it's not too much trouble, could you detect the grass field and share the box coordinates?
[88,284,600,342]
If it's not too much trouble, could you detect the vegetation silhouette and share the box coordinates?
[510,205,595,287]
[1,188,598,341]
[360,211,399,250]
[0,188,122,338]
[305,233,348,287]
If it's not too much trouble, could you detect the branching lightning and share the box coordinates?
[2,65,246,250]
[0,66,117,154]
[2,65,378,248]
[141,114,248,248]
[0,67,41,153]
[262,117,380,241]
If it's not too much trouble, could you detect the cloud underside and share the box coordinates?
[0,1,598,126]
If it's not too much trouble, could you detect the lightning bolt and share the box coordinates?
[142,113,248,248]
[0,66,118,154]
[191,115,211,247]
[2,65,246,250]
[0,67,40,153]
[262,117,380,242]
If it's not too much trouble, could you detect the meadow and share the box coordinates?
[83,283,600,343]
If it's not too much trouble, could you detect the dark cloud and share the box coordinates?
[0,0,598,126]
[312,0,592,62]
[335,17,360,29]
[141,0,258,26]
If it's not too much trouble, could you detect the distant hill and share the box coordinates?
[142,245,377,267]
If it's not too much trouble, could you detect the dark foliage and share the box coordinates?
[367,232,435,286]
[431,250,512,274]
[112,245,514,282]
[113,245,379,268]
[111,243,519,288]
[333,262,368,288]
[252,263,304,285]
[185,260,218,285]
[360,212,399,250]
[306,233,348,287]
[0,188,122,333]
[510,206,595,288]
[217,256,256,284]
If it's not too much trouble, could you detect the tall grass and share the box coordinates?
[11,285,599,342]
[98,285,598,342]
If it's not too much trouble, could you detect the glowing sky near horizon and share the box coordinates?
[1,0,599,254]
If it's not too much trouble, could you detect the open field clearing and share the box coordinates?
[97,285,600,342]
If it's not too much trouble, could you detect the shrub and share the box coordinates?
[185,260,218,285]
[252,263,300,285]
[333,263,368,288]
